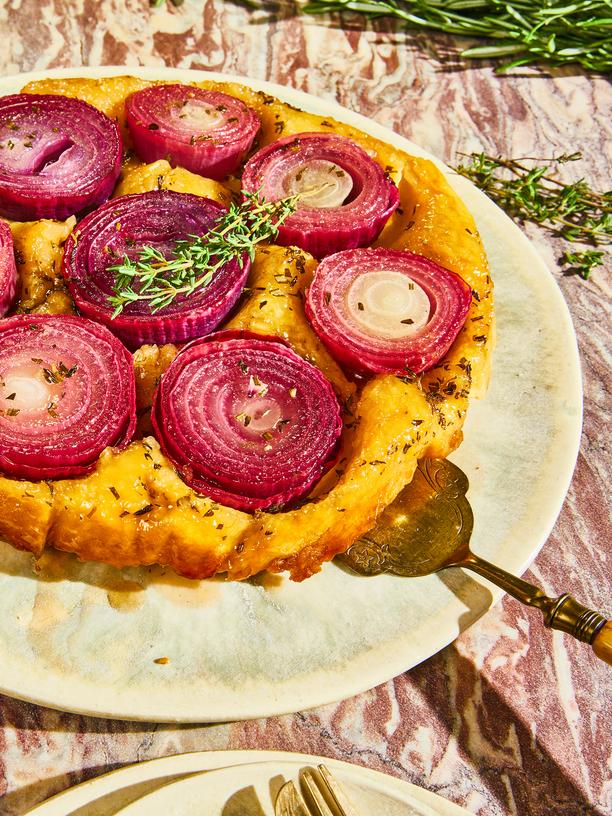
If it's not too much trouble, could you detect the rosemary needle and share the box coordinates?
[108,190,302,316]
[299,0,612,74]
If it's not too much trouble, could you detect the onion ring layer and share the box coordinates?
[0,94,122,221]
[0,314,136,480]
[241,132,399,257]
[0,221,17,316]
[152,331,343,511]
[305,248,472,374]
[126,84,260,180]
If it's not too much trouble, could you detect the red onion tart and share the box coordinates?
[0,221,17,316]
[0,94,122,221]
[152,331,343,511]
[126,84,260,180]
[62,190,250,348]
[306,248,472,375]
[240,132,399,257]
[0,315,136,480]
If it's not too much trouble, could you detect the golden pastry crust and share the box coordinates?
[0,76,494,581]
[9,217,76,315]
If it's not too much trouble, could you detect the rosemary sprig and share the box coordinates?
[454,151,610,279]
[108,190,301,316]
[299,0,612,74]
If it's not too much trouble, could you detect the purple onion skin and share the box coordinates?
[241,132,399,258]
[152,330,343,512]
[0,221,17,316]
[0,314,136,481]
[126,85,260,180]
[0,94,122,221]
[61,190,250,349]
[305,248,472,375]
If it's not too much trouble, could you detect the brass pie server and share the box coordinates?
[342,458,611,665]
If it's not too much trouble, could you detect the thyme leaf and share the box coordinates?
[108,190,305,316]
[454,151,610,280]
[560,249,605,281]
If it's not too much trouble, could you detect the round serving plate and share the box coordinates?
[0,66,582,722]
[113,761,468,816]
[24,750,470,816]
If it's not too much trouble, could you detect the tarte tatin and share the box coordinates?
[0,76,493,581]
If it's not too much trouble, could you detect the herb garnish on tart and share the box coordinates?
[105,189,301,318]
[62,190,252,348]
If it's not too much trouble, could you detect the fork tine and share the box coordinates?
[276,765,361,816]
[275,780,311,816]
[300,767,335,816]
[315,764,361,816]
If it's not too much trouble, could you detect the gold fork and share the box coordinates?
[275,764,361,816]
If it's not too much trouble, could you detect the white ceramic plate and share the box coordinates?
[23,750,470,816]
[115,761,469,816]
[0,67,582,722]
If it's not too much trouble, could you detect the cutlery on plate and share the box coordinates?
[275,764,360,816]
[342,458,611,665]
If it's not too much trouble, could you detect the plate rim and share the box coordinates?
[23,749,471,816]
[0,65,583,722]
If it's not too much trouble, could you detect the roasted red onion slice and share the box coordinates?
[0,221,17,316]
[0,94,122,221]
[306,248,472,374]
[62,190,250,348]
[241,133,399,257]
[0,315,136,480]
[126,85,260,180]
[152,331,343,511]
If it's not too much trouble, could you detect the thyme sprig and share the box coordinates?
[300,0,612,74]
[108,190,302,316]
[454,151,610,279]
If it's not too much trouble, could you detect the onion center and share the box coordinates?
[235,396,282,433]
[347,271,431,339]
[2,133,76,176]
[32,136,74,175]
[285,160,353,209]
[36,138,76,176]
[172,99,224,131]
[1,367,54,413]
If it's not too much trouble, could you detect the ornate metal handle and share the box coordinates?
[461,552,611,665]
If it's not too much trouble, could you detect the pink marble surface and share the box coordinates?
[0,2,610,814]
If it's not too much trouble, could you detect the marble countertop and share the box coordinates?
[0,2,610,814]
